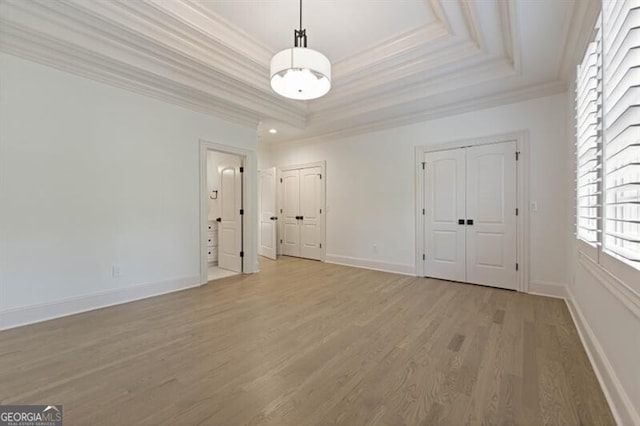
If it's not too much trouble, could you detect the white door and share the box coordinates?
[423,141,518,290]
[258,167,277,260]
[218,165,242,272]
[466,142,517,289]
[424,148,467,282]
[281,169,301,257]
[299,166,323,260]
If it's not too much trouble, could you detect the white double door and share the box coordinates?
[280,166,323,260]
[423,141,517,290]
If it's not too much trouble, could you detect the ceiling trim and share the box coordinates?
[0,0,307,127]
[1,0,578,143]
[498,0,521,73]
[271,80,567,147]
[557,0,600,82]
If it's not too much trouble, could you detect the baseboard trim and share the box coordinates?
[0,275,203,330]
[565,288,639,426]
[325,254,415,276]
[528,280,567,299]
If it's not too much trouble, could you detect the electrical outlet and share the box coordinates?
[373,244,378,254]
[112,264,122,278]
[530,201,538,212]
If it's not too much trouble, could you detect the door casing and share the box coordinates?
[415,131,530,292]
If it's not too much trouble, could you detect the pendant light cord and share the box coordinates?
[299,0,303,31]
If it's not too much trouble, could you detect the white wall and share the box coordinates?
[269,93,569,286]
[0,53,257,328]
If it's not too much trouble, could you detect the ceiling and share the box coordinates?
[0,0,600,144]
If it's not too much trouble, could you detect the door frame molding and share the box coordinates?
[199,139,258,284]
[414,130,530,292]
[277,161,326,261]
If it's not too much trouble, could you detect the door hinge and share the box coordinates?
[319,173,322,179]
[319,243,322,248]
[422,162,426,170]
[423,253,426,260]
[280,208,283,213]
[320,208,322,214]
[240,251,244,258]
[240,209,244,215]
[239,166,244,173]
[516,208,519,216]
[422,208,425,215]
[516,263,519,271]
[280,239,283,244]
[280,178,283,183]
[515,151,520,161]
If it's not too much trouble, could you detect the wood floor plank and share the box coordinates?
[0,257,615,425]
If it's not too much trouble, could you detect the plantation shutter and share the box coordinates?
[576,32,602,245]
[602,0,640,267]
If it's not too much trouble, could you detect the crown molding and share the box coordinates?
[0,0,306,127]
[1,0,577,143]
[460,0,485,50]
[310,55,516,125]
[163,0,274,63]
[498,0,521,73]
[557,0,600,82]
[0,26,262,127]
[271,79,566,147]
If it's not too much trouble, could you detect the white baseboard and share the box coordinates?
[0,275,203,330]
[325,254,415,276]
[565,288,639,426]
[528,280,567,299]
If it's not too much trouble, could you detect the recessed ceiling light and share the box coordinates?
[268,128,278,134]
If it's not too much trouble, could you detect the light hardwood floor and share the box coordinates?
[0,257,614,425]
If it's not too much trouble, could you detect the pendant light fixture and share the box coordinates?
[270,0,331,100]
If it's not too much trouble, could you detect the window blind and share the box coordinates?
[576,33,602,245]
[602,0,640,267]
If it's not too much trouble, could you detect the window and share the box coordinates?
[576,1,640,272]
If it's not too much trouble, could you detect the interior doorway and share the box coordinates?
[205,150,243,281]
[200,140,258,283]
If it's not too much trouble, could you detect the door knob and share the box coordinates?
[467,219,474,225]
[270,216,278,220]
[216,217,222,222]
[300,215,304,220]
[458,219,465,225]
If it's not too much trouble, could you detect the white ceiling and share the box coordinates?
[0,0,600,144]
[208,0,436,62]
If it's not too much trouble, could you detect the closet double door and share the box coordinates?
[280,166,324,260]
[423,141,517,290]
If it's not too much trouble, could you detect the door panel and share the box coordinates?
[466,142,517,289]
[300,166,322,260]
[281,169,300,256]
[424,149,466,282]
[258,167,277,260]
[218,165,242,272]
